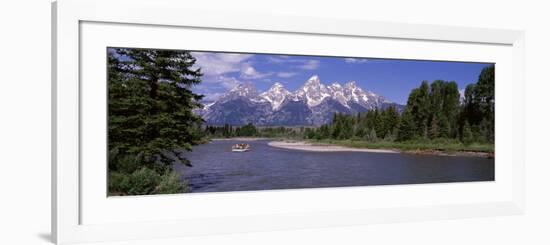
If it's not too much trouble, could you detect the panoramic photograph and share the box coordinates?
[107,47,495,196]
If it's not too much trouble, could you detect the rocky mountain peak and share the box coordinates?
[228,83,257,97]
[259,82,291,110]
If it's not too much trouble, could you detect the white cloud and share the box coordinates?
[191,52,252,98]
[276,72,298,78]
[202,92,225,101]
[240,63,273,79]
[267,56,321,71]
[192,52,254,77]
[300,60,320,70]
[344,58,369,64]
[266,55,291,64]
[216,75,241,89]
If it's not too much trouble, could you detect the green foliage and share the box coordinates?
[108,48,204,170]
[109,166,188,196]
[107,48,205,195]
[108,171,131,194]
[303,127,315,139]
[318,124,331,139]
[462,121,474,145]
[365,128,378,142]
[127,167,162,195]
[439,116,451,138]
[428,116,439,139]
[310,138,494,154]
[398,109,416,141]
[205,124,304,139]
[156,171,188,194]
[108,152,139,173]
[236,123,258,137]
[461,66,495,143]
[404,79,462,139]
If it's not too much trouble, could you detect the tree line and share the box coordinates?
[204,123,303,139]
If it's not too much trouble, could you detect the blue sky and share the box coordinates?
[190,51,492,104]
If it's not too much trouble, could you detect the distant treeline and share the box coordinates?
[204,124,305,139]
[204,65,495,145]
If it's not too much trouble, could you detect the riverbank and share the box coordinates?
[268,141,398,153]
[269,139,494,158]
[211,137,272,141]
[310,139,494,158]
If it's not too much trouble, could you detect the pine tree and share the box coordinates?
[318,125,330,139]
[380,106,400,138]
[398,110,416,141]
[459,65,494,143]
[108,48,204,171]
[405,81,431,136]
[343,116,354,139]
[429,117,439,139]
[479,118,493,143]
[439,116,451,138]
[422,120,428,140]
[442,81,460,136]
[383,130,395,142]
[462,121,474,145]
[366,128,378,142]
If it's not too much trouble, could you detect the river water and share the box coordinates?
[175,140,494,193]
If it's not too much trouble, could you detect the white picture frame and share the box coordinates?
[52,0,525,244]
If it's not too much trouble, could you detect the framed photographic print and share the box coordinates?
[52,0,525,244]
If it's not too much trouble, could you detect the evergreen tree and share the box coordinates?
[380,106,400,138]
[398,110,416,141]
[479,118,493,143]
[441,81,460,136]
[342,116,354,139]
[406,81,430,136]
[319,125,331,139]
[383,130,396,142]
[439,116,451,138]
[421,120,429,140]
[460,65,495,143]
[238,123,257,136]
[108,48,204,171]
[429,117,439,139]
[305,127,314,139]
[462,121,474,145]
[332,113,343,139]
[366,128,378,142]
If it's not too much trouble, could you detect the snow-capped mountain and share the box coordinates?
[218,82,258,102]
[327,82,348,107]
[259,82,291,110]
[294,75,331,107]
[198,75,403,126]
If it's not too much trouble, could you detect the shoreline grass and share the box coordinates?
[304,138,494,156]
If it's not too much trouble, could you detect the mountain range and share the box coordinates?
[197,75,404,126]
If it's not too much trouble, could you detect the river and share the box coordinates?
[175,139,494,193]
